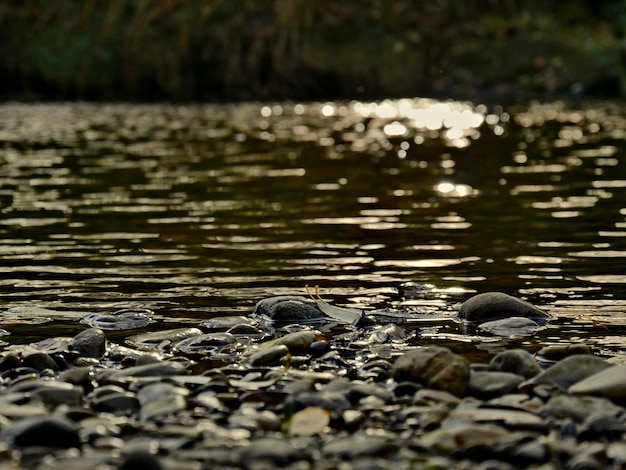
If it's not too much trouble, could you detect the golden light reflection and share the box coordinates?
[435,181,476,197]
[346,98,487,149]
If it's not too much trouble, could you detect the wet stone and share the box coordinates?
[519,355,613,393]
[22,351,59,372]
[173,332,237,356]
[126,328,203,350]
[98,361,188,382]
[81,308,152,331]
[477,317,540,337]
[0,416,81,448]
[541,394,623,423]
[238,437,300,467]
[568,365,626,398]
[458,292,550,323]
[70,328,106,359]
[392,346,470,396]
[30,385,84,407]
[488,349,540,379]
[253,296,325,323]
[323,435,397,459]
[137,382,188,421]
[199,315,251,330]
[245,344,290,367]
[91,390,141,414]
[468,370,525,398]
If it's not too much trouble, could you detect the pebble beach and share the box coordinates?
[1,291,626,469]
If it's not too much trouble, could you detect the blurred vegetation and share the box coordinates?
[1,0,626,102]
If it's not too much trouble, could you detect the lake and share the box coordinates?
[0,99,625,358]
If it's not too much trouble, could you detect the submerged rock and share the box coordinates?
[81,308,153,331]
[458,292,550,323]
[477,317,540,337]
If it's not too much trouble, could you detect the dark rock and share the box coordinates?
[0,416,81,448]
[392,346,470,396]
[252,296,324,322]
[245,344,290,367]
[541,395,622,423]
[458,292,549,323]
[488,349,540,379]
[119,450,163,470]
[31,385,84,407]
[0,353,21,372]
[91,391,140,414]
[98,361,188,382]
[70,328,106,358]
[22,352,59,372]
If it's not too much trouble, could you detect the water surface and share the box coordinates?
[1,99,625,357]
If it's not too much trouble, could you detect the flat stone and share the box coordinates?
[238,437,299,466]
[98,361,188,382]
[477,317,540,337]
[445,406,546,431]
[468,370,525,398]
[392,346,470,396]
[323,435,396,459]
[569,365,626,398]
[542,394,623,422]
[519,355,613,393]
[22,352,59,372]
[458,292,549,323]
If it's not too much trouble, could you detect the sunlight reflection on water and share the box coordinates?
[0,98,626,353]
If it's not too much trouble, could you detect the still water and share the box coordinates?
[1,99,625,357]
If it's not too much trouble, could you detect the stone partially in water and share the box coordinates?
[81,308,153,331]
[477,317,540,337]
[253,296,325,323]
[127,328,203,350]
[458,292,549,323]
[392,346,470,396]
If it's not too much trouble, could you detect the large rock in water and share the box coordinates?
[253,296,325,323]
[458,292,550,323]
